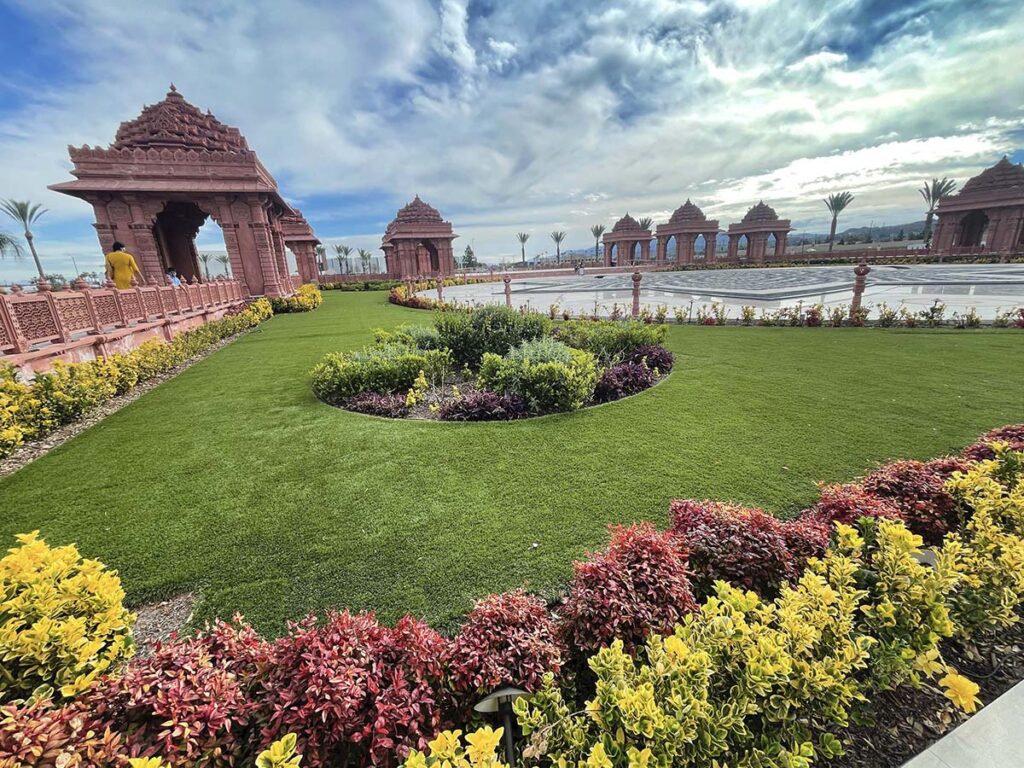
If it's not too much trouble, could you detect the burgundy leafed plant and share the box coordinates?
[256,611,449,768]
[447,590,562,708]
[623,344,674,372]
[559,523,697,657]
[805,482,905,527]
[0,698,128,768]
[593,362,656,403]
[962,424,1024,461]
[861,457,969,546]
[668,499,819,599]
[438,391,527,421]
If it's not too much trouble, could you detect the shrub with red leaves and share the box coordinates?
[447,590,562,707]
[963,424,1024,460]
[437,390,527,421]
[0,699,127,768]
[668,500,813,599]
[256,611,449,768]
[347,392,411,418]
[86,636,255,767]
[559,523,697,657]
[861,458,967,545]
[193,614,270,681]
[805,482,905,527]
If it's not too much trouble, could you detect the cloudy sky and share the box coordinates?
[1,0,1022,280]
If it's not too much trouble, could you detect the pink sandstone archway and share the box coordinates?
[602,214,652,266]
[655,200,720,265]
[49,86,318,297]
[726,202,790,263]
[933,157,1024,255]
[381,196,457,278]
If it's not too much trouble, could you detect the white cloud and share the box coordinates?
[438,0,477,74]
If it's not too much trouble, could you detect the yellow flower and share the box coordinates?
[940,672,981,713]
[913,648,946,678]
[403,752,428,768]
[465,727,503,765]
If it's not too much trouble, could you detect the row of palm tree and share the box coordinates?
[198,252,231,279]
[326,243,373,274]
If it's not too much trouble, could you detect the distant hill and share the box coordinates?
[791,220,927,243]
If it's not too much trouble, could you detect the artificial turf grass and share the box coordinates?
[1,290,1022,635]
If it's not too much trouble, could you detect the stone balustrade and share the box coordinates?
[0,278,247,376]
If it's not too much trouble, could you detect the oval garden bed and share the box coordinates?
[310,305,675,420]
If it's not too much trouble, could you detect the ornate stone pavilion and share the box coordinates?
[726,202,790,262]
[655,200,720,264]
[381,196,457,278]
[49,86,318,297]
[602,214,652,266]
[932,157,1024,254]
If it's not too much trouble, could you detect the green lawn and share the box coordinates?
[2,291,1022,634]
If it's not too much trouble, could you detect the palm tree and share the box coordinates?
[516,233,530,265]
[1,200,47,279]
[824,192,855,253]
[357,249,372,273]
[0,231,23,260]
[334,244,352,274]
[199,253,212,280]
[215,254,231,277]
[315,245,327,272]
[550,231,566,264]
[919,178,957,245]
[590,224,605,262]
[638,216,653,231]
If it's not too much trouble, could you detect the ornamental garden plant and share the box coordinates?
[309,306,673,420]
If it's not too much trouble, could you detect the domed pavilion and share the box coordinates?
[602,214,652,266]
[932,157,1024,255]
[49,86,318,297]
[726,201,791,262]
[380,196,458,278]
[655,200,720,264]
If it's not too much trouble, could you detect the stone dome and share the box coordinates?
[612,213,644,232]
[961,156,1024,195]
[742,201,779,223]
[391,195,444,227]
[112,85,249,153]
[669,199,707,225]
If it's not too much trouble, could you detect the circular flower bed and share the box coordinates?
[310,306,674,420]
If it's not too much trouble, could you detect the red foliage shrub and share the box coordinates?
[193,614,270,680]
[592,362,657,403]
[668,500,814,598]
[861,458,966,545]
[447,590,562,705]
[805,482,905,526]
[559,523,697,657]
[623,344,674,373]
[256,611,449,768]
[0,699,127,768]
[963,424,1024,460]
[86,636,255,767]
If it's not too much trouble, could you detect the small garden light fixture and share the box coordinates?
[474,686,529,766]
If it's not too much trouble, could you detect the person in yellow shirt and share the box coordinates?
[104,241,144,289]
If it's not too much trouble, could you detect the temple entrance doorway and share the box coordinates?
[152,202,208,282]
[958,211,989,247]
[694,233,706,261]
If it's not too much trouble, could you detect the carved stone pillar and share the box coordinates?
[248,201,283,297]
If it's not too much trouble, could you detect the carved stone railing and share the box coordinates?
[0,278,245,356]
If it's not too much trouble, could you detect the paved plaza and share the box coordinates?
[432,264,1024,320]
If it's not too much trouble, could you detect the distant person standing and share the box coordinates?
[166,267,183,287]
[105,241,143,289]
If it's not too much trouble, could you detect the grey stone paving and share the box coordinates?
[902,681,1024,768]
[432,264,1024,320]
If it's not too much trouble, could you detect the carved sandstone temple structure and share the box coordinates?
[49,86,319,297]
[602,214,652,266]
[932,157,1024,255]
[726,202,790,262]
[381,196,457,277]
[655,200,719,264]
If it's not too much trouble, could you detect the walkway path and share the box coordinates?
[903,681,1023,767]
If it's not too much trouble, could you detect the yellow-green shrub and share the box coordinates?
[0,365,45,457]
[942,446,1024,636]
[828,519,958,692]
[0,531,135,703]
[517,552,874,768]
[271,283,323,313]
[403,727,508,768]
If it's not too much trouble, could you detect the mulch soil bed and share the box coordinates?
[832,615,1024,767]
